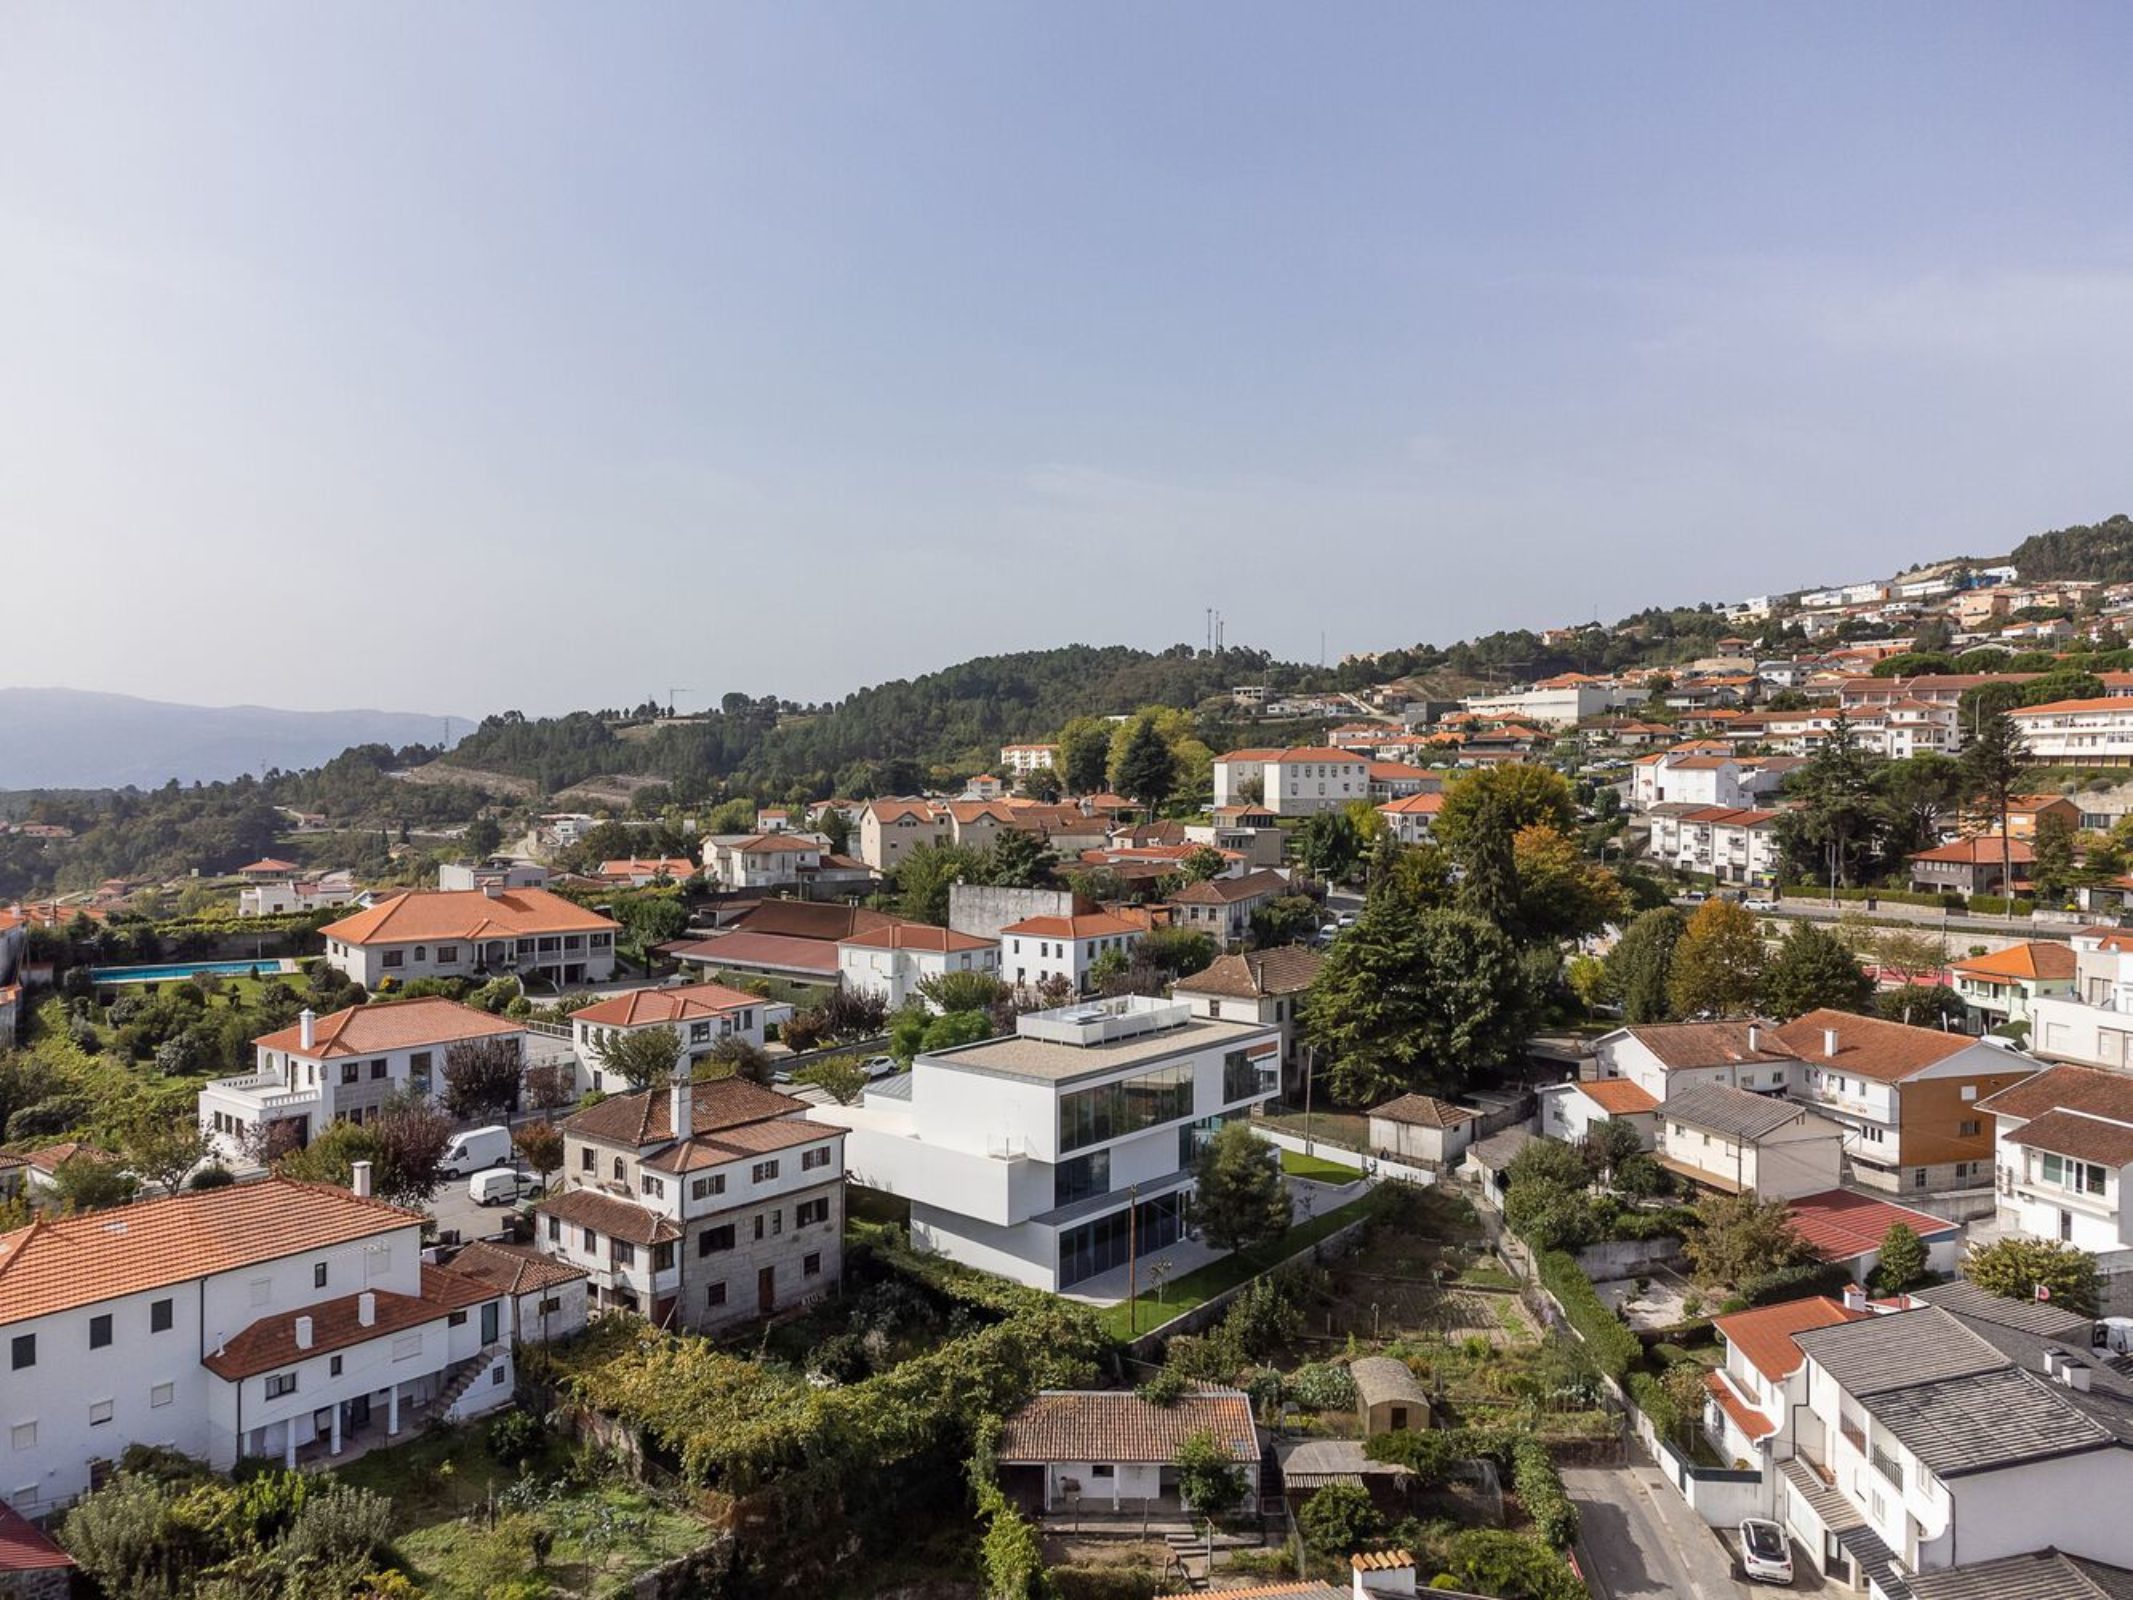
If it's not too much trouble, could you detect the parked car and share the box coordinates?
[1743,895,1778,912]
[468,1167,541,1206]
[1678,889,1709,905]
[1739,1518,1793,1585]
[439,1124,512,1177]
[1335,911,1358,928]
[861,1055,898,1080]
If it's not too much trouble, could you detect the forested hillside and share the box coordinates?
[2008,514,2133,583]
[439,644,1312,793]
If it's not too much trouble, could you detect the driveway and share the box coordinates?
[1563,1463,1751,1600]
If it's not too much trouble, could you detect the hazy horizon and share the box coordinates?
[7,4,2132,715]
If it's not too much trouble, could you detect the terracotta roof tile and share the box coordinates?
[254,996,523,1058]
[203,1263,496,1378]
[2003,1109,2133,1167]
[445,1239,590,1298]
[997,1388,1257,1465]
[1575,1079,1661,1115]
[1173,946,1323,999]
[1783,1188,1959,1262]
[569,982,771,1028]
[1170,870,1290,906]
[1980,1063,2133,1123]
[1950,942,2076,982]
[1768,1009,1977,1082]
[0,1178,419,1329]
[0,1500,72,1573]
[1369,1093,1476,1129]
[668,931,842,975]
[563,1076,813,1149]
[321,888,618,945]
[1704,1370,1776,1442]
[1713,1295,1868,1383]
[1614,1021,1794,1070]
[531,1187,681,1247]
[837,924,996,953]
[1911,837,2037,866]
[1000,912,1145,939]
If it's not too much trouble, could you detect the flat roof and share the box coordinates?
[928,1014,1275,1084]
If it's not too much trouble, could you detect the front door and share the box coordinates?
[480,1301,500,1345]
[758,1265,776,1314]
[345,1395,371,1433]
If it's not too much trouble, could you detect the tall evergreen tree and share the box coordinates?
[1605,907,1686,1023]
[1455,790,1522,934]
[1760,921,1873,1018]
[1775,710,1886,887]
[1114,716,1178,810]
[1961,709,2027,905]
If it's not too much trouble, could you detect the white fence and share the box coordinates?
[1258,1127,1436,1187]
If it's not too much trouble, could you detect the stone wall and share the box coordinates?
[947,885,1077,942]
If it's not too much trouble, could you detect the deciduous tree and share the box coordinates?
[1760,921,1873,1019]
[441,1035,525,1120]
[1685,1192,1812,1288]
[1667,900,1766,1017]
[1605,907,1685,1023]
[1190,1121,1290,1253]
[1964,1236,2099,1315]
[1173,1429,1250,1517]
[513,1119,565,1184]
[594,1025,683,1091]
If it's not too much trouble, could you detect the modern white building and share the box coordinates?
[1630,752,1763,811]
[238,872,359,918]
[1701,1294,1868,1487]
[2027,927,2133,1069]
[809,995,1280,1292]
[998,911,1146,995]
[836,924,1000,1010]
[198,998,528,1165]
[1948,942,2076,1033]
[319,888,619,989]
[0,1173,544,1516]
[1211,748,1371,816]
[999,744,1058,775]
[1460,679,1647,728]
[568,982,791,1095]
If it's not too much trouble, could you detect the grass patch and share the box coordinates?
[331,1419,707,1600]
[1255,1106,1369,1152]
[1457,1260,1519,1291]
[1096,1188,1384,1341]
[1280,1148,1359,1183]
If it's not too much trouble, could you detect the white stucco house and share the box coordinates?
[568,981,791,1095]
[996,1388,1259,1513]
[198,998,528,1166]
[1212,748,1371,816]
[999,911,1145,995]
[319,888,619,989]
[836,924,1000,1010]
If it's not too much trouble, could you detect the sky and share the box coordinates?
[5,4,2133,718]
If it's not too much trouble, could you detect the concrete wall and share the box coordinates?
[949,885,1077,943]
[1574,1236,1689,1279]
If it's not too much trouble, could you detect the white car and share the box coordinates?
[1744,895,1778,912]
[861,1055,898,1080]
[1739,1518,1793,1585]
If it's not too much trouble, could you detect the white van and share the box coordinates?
[468,1167,537,1207]
[439,1124,512,1177]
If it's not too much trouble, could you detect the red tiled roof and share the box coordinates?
[0,1179,419,1328]
[837,924,996,953]
[2003,1109,2133,1167]
[445,1239,589,1298]
[532,1186,681,1247]
[203,1263,496,1379]
[1171,870,1289,906]
[1378,794,1446,815]
[1712,1295,1867,1382]
[1783,1188,1957,1263]
[254,996,523,1058]
[670,931,841,976]
[1703,1370,1776,1442]
[1949,942,2076,982]
[1615,1021,1794,1070]
[321,888,617,945]
[998,1388,1257,1465]
[1000,912,1145,939]
[1910,837,2037,866]
[1980,1062,2133,1123]
[1576,1079,1661,1115]
[569,982,771,1027]
[1768,1010,1975,1082]
[563,1075,813,1149]
[0,1500,71,1573]
[1370,1093,1476,1129]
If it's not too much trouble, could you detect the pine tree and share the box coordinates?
[1761,921,1873,1019]
[1114,717,1178,811]
[1962,709,2027,904]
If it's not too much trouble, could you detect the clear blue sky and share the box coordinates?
[5,4,2132,716]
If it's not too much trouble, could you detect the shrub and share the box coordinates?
[1287,1362,1357,1412]
[487,1408,545,1469]
[1536,1252,1637,1379]
[1511,1439,1579,1549]
[1298,1481,1381,1560]
[1736,1259,1854,1308]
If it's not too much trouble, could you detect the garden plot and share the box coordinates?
[1589,1264,1700,1331]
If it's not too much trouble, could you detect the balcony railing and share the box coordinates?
[1839,1416,1867,1455]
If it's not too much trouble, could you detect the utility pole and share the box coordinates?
[1126,1183,1141,1333]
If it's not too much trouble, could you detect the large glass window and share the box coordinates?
[1221,1050,1276,1104]
[1059,1061,1194,1152]
[1056,1190,1189,1288]
[1179,1110,1244,1171]
[1054,1150,1111,1208]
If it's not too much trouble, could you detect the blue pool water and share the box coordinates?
[88,958,302,984]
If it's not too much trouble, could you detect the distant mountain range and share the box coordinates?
[0,688,466,790]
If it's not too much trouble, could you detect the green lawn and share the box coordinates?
[1095,1188,1385,1341]
[1254,1106,1370,1153]
[1280,1148,1360,1183]
[331,1420,708,1600]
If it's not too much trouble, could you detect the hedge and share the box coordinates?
[1511,1438,1580,1550]
[1625,1370,1683,1440]
[1537,1250,1638,1380]
[1737,1259,1855,1308]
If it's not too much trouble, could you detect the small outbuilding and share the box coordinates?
[1367,1093,1479,1166]
[1350,1356,1430,1436]
[996,1387,1260,1514]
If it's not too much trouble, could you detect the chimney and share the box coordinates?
[1823,1026,1839,1057]
[2044,1345,2068,1379]
[2062,1354,2094,1392]
[1842,1282,1869,1313]
[294,1315,313,1350]
[357,1292,376,1328]
[299,1008,315,1051]
[1747,1024,1760,1053]
[1351,1551,1417,1599]
[350,1160,373,1199]
[669,1069,693,1141]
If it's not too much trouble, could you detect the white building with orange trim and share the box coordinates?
[0,1175,555,1514]
[836,924,1000,1010]
[1000,911,1146,995]
[701,832,826,890]
[198,998,528,1165]
[319,888,619,989]
[1376,792,1445,844]
[2011,696,2133,766]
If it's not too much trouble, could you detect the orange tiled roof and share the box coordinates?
[253,997,523,1059]
[1769,1010,1976,1082]
[1712,1295,1868,1383]
[203,1263,496,1379]
[1702,1371,1776,1442]
[998,1388,1256,1465]
[569,981,772,1027]
[1575,1079,1661,1115]
[563,1075,813,1149]
[1000,912,1146,939]
[444,1239,589,1298]
[837,924,996,953]
[0,1178,419,1329]
[1378,794,1445,815]
[1949,942,2076,983]
[320,888,618,945]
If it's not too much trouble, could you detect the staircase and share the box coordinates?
[434,1343,507,1420]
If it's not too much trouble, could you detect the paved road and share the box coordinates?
[1680,893,2070,942]
[1564,1463,1751,1600]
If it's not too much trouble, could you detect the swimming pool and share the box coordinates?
[88,958,303,984]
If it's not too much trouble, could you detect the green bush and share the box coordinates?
[1737,1259,1854,1307]
[1511,1439,1579,1550]
[1051,1563,1173,1600]
[1537,1251,1638,1379]
[1287,1362,1357,1411]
